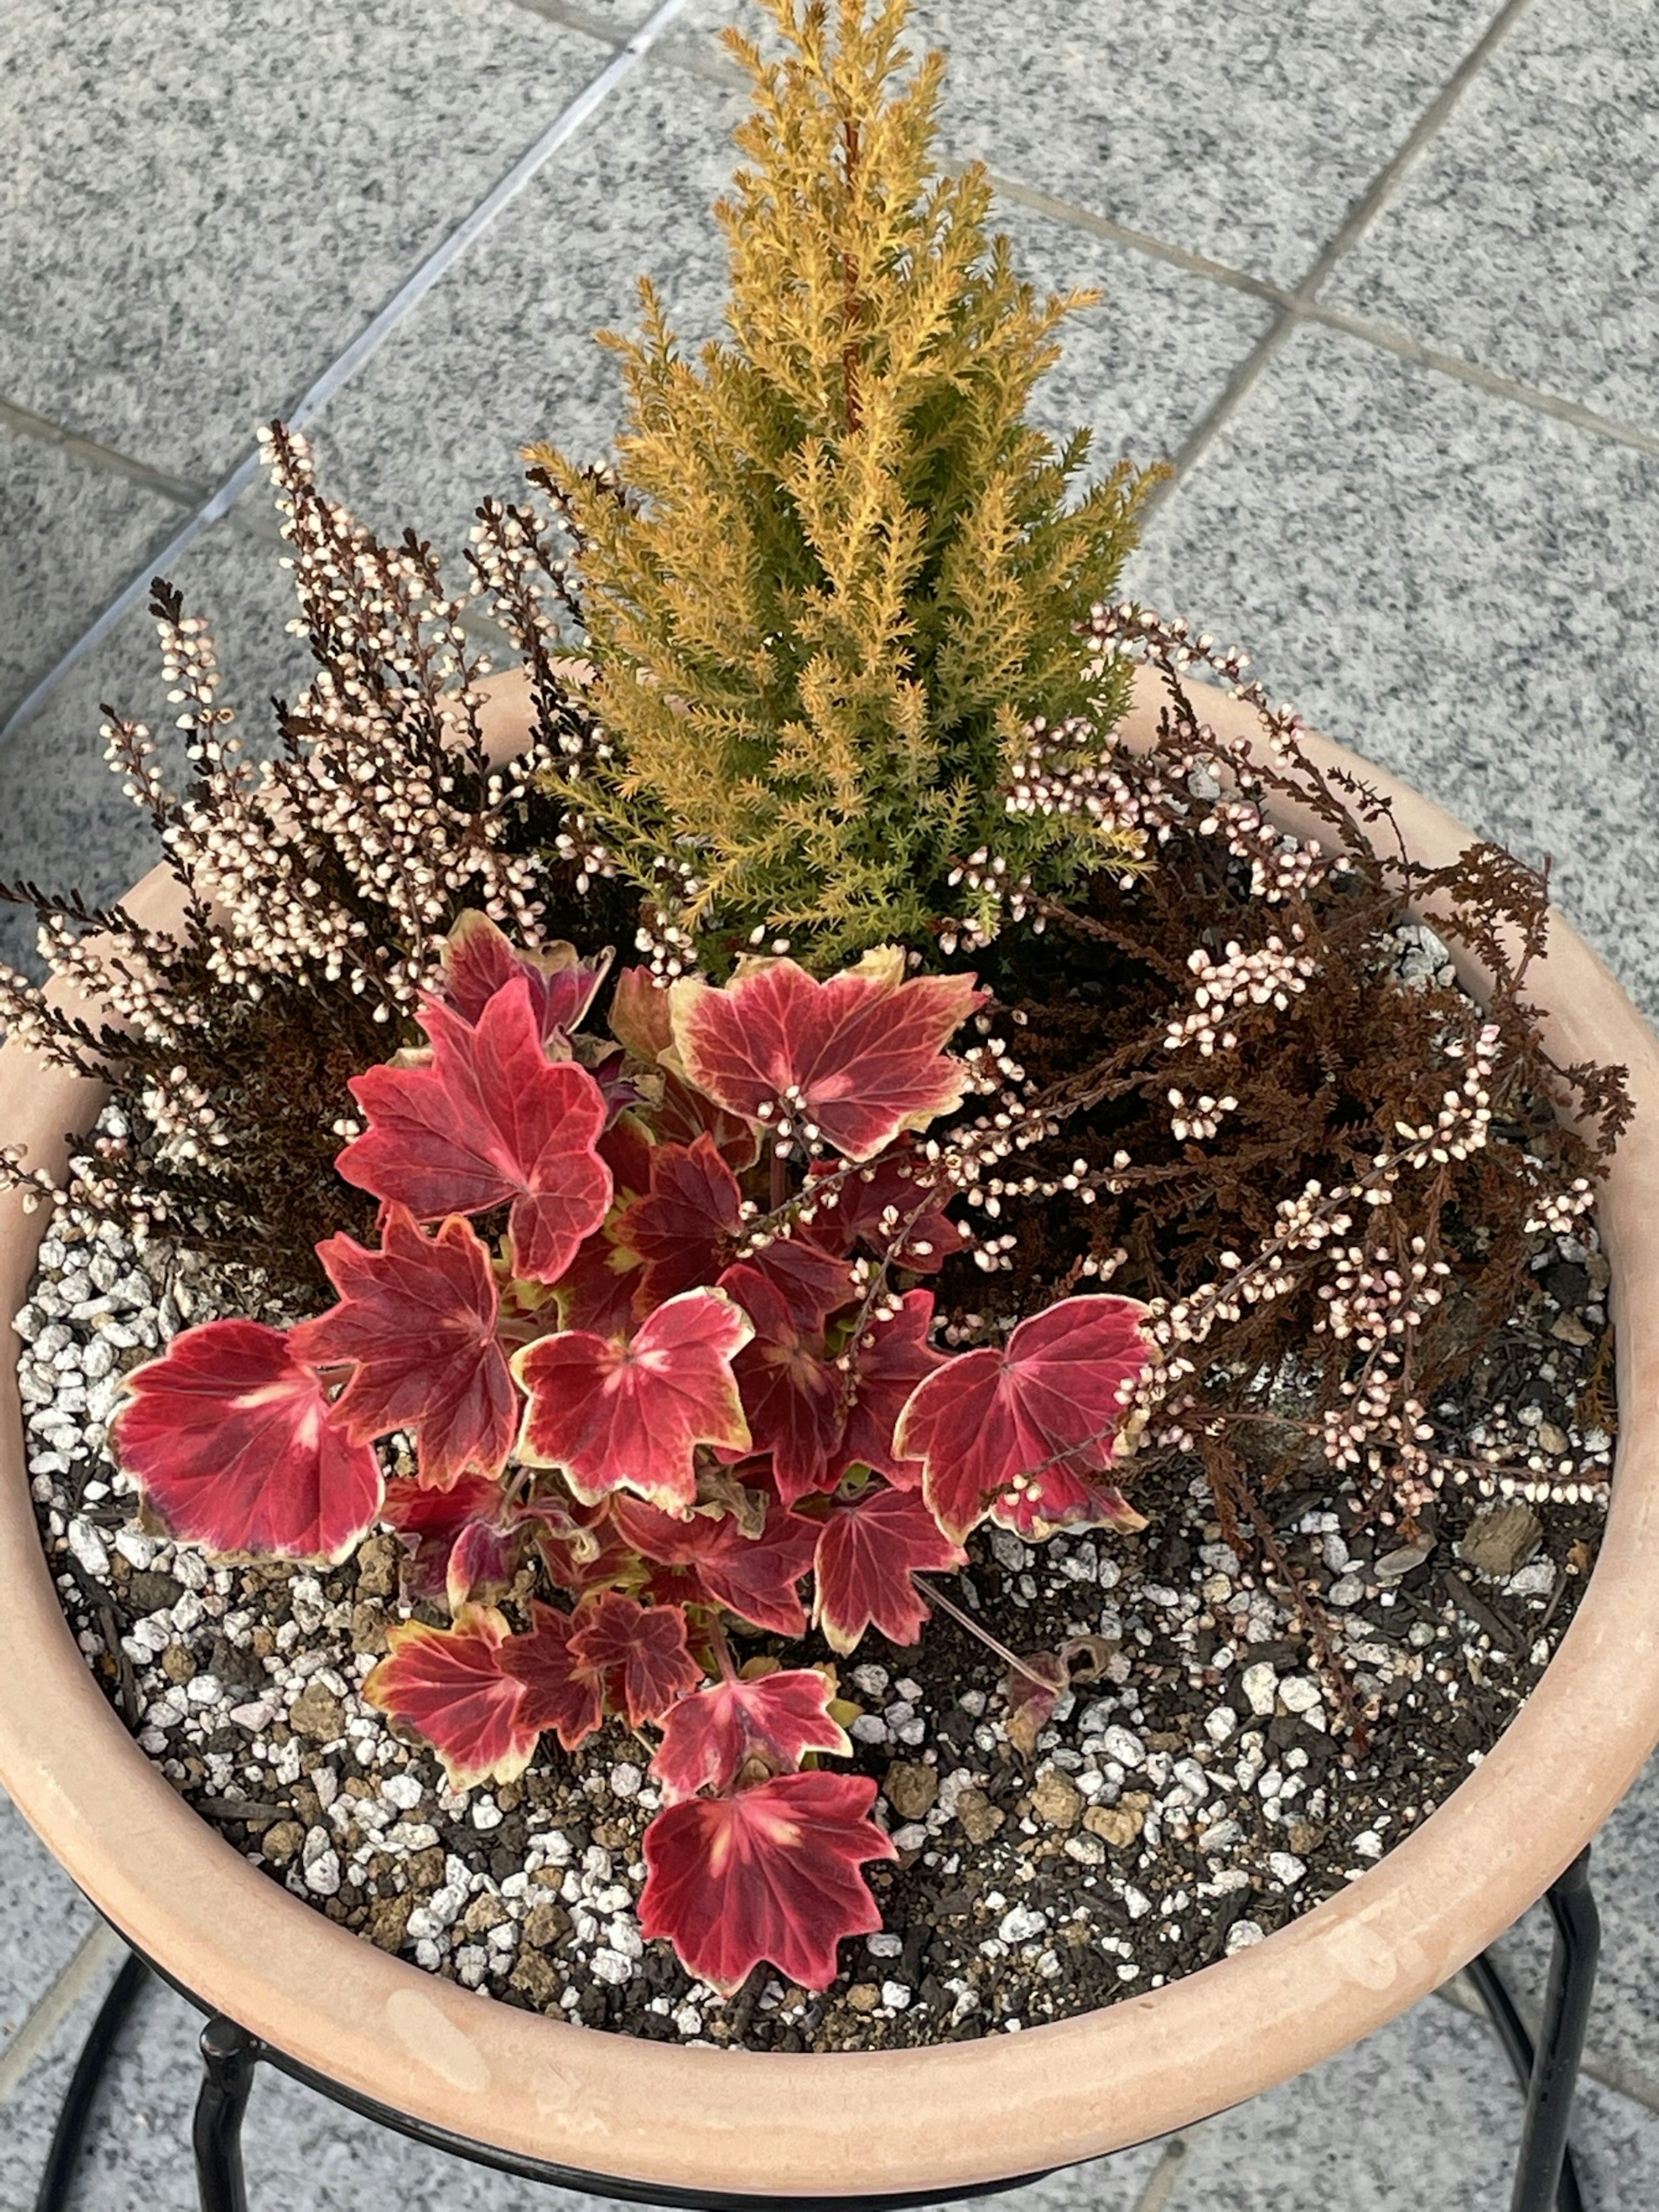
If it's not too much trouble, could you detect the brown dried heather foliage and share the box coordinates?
[0,426,629,1300]
[911,607,1629,1585]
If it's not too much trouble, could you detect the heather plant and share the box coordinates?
[527,0,1160,972]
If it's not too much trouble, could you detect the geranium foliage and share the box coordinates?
[110,917,1155,1991]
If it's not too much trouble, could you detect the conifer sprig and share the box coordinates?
[529,0,1164,971]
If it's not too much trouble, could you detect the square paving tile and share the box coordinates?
[0,0,613,486]
[0,421,185,730]
[1127,318,1659,1015]
[1165,1993,1659,2210]
[1326,0,1659,438]
[864,0,1496,289]
[0,1790,95,2063]
[0,504,311,977]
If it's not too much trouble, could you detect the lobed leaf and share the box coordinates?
[829,1287,943,1487]
[651,1669,849,1803]
[617,1135,742,1308]
[381,1468,524,1611]
[512,1287,753,1512]
[717,1263,844,1505]
[363,1606,539,1789]
[497,1599,604,1750]
[566,1588,701,1728]
[637,1770,895,1992]
[811,1483,965,1654]
[894,1294,1152,1540]
[669,950,985,1163]
[289,1208,517,1490]
[441,910,610,1042]
[806,1143,966,1271]
[113,1319,382,1563]
[613,1493,818,1636]
[337,975,611,1283]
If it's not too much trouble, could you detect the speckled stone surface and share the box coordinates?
[0,425,184,728]
[1128,320,1659,1017]
[305,56,1272,572]
[884,0,1497,288]
[0,502,310,977]
[0,0,611,485]
[0,1790,94,2061]
[1326,0,1659,435]
[1165,1996,1659,2210]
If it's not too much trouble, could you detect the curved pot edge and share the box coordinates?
[1,685,1657,2196]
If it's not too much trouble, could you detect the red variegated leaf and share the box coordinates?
[717,1263,844,1505]
[498,1600,605,1750]
[744,1235,856,1329]
[655,1071,763,1173]
[569,1589,701,1727]
[894,1295,1152,1541]
[807,1144,967,1271]
[829,1288,944,1487]
[113,1320,382,1563]
[380,1468,529,1611]
[670,950,985,1163]
[512,1288,753,1511]
[616,1135,742,1308]
[363,1606,539,1788]
[536,1498,640,1597]
[651,1671,850,1803]
[442,910,610,1042]
[812,1483,965,1654]
[992,1464,1148,1541]
[553,1227,646,1337]
[613,1494,819,1636]
[337,976,611,1283]
[638,1771,895,1992]
[598,1110,655,1202]
[289,1208,516,1490]
[608,963,675,1063]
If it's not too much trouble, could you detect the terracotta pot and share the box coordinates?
[2,672,1657,2199]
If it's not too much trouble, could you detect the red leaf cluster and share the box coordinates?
[112,917,1158,1993]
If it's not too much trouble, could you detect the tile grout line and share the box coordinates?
[1141,0,1540,510]
[0,0,694,748]
[1126,2127,1201,2212]
[0,1919,127,2108]
[0,397,203,509]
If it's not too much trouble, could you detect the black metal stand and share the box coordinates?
[34,1850,1604,2212]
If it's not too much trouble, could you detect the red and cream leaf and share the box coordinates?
[289,1209,517,1490]
[894,1295,1152,1541]
[829,1288,944,1487]
[498,1600,605,1750]
[442,910,610,1042]
[806,1145,966,1271]
[512,1288,753,1512]
[112,1320,383,1564]
[568,1590,702,1728]
[612,1494,819,1637]
[608,963,675,1064]
[811,1484,966,1655]
[717,1264,845,1505]
[363,1606,539,1789]
[337,976,611,1283]
[669,952,985,1163]
[650,1671,850,1804]
[637,1771,896,1992]
[616,1135,743,1308]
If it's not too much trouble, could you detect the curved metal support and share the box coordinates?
[192,2015,261,2212]
[1467,1846,1600,2212]
[33,1950,150,2212]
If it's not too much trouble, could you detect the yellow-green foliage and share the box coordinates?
[531,0,1163,969]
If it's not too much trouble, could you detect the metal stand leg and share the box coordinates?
[192,2015,261,2212]
[1466,1846,1601,2212]
[34,1951,150,2212]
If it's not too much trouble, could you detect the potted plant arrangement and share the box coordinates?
[3,0,1659,2196]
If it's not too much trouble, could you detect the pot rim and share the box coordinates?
[3,683,1657,2198]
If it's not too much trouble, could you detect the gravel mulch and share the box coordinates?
[21,1103,1615,2052]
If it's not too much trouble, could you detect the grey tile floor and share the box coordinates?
[2,0,1658,2203]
